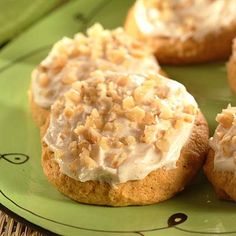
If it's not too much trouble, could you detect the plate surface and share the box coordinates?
[0,1,236,235]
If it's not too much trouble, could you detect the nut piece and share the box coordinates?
[121,136,136,145]
[122,96,135,109]
[159,107,173,119]
[126,106,145,122]
[79,148,98,169]
[65,90,81,103]
[52,54,68,69]
[216,112,234,128]
[38,73,49,87]
[63,106,75,118]
[62,72,77,84]
[84,127,101,143]
[74,125,86,135]
[99,137,110,150]
[106,152,127,168]
[144,112,155,125]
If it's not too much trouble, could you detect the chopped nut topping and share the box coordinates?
[99,137,110,150]
[74,125,85,135]
[79,148,98,169]
[33,24,160,110]
[159,107,173,119]
[52,54,68,69]
[210,105,236,165]
[216,112,234,128]
[84,127,101,144]
[121,136,136,145]
[155,139,170,153]
[38,73,49,87]
[106,152,127,168]
[144,112,155,125]
[48,71,198,173]
[63,106,75,118]
[62,72,77,84]
[183,105,196,115]
[126,106,145,122]
[122,96,135,109]
[133,86,147,103]
[65,90,81,103]
[117,75,131,86]
[183,114,194,123]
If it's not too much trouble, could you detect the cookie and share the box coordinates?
[125,0,236,64]
[204,105,236,201]
[41,71,209,206]
[30,24,162,127]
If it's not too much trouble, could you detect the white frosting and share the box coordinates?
[134,0,236,41]
[44,72,198,184]
[210,105,236,173]
[31,24,160,109]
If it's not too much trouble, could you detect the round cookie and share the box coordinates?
[227,38,236,93]
[30,24,162,127]
[41,71,209,206]
[125,0,236,65]
[204,105,236,201]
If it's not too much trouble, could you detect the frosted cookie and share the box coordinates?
[30,24,162,127]
[125,0,236,64]
[227,38,236,93]
[41,71,209,206]
[204,105,236,201]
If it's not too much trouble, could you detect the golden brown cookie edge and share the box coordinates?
[204,149,236,201]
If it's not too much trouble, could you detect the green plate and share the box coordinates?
[0,1,236,235]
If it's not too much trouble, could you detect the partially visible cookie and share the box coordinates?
[204,105,236,201]
[41,71,209,206]
[30,24,162,127]
[227,38,236,93]
[125,0,236,65]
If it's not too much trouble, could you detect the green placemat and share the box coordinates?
[0,210,42,236]
[0,0,66,46]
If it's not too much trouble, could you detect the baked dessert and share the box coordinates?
[125,0,236,65]
[227,38,236,93]
[42,71,209,206]
[30,24,162,127]
[204,105,236,201]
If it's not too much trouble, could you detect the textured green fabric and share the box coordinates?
[0,0,63,45]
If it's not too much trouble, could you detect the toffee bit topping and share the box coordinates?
[38,73,49,87]
[216,111,234,128]
[32,24,160,107]
[48,71,198,171]
[210,105,236,161]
